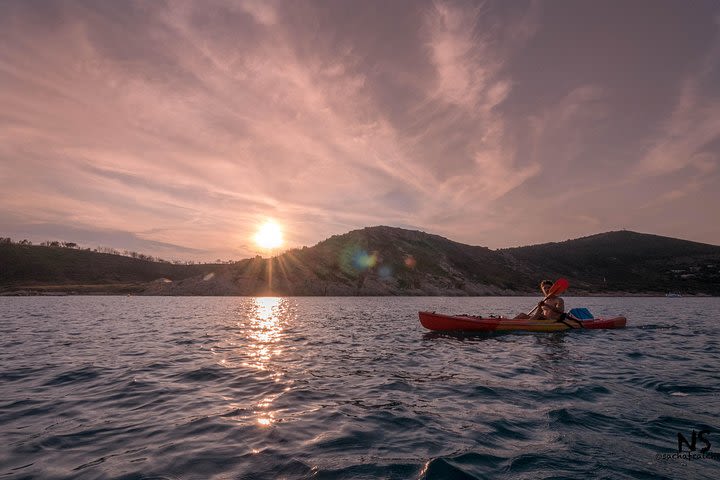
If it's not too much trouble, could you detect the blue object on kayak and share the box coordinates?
[569,308,594,319]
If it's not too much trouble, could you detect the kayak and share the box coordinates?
[419,311,627,333]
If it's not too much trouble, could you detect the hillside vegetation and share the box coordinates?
[2,227,719,295]
[503,231,720,294]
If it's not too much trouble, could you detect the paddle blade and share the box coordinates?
[549,278,569,296]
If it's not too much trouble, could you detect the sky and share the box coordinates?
[2,0,720,261]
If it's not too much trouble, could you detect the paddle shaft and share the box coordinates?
[527,279,568,316]
[560,313,585,329]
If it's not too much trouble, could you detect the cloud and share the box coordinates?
[635,22,720,177]
[425,1,493,106]
[0,0,548,254]
[405,0,544,230]
[0,211,203,257]
[238,0,278,26]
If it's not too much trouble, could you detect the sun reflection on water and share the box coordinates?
[247,297,286,427]
[219,297,295,428]
[246,297,284,372]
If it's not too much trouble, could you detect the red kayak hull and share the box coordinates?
[419,311,627,332]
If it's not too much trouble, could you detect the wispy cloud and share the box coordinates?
[413,1,542,226]
[426,1,495,107]
[635,20,720,177]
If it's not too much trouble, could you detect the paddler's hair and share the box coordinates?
[540,279,553,288]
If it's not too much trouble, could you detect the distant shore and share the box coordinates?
[3,228,719,297]
[1,285,713,297]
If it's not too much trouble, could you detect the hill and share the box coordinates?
[2,227,719,295]
[0,243,215,294]
[502,230,720,294]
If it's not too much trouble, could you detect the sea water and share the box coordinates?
[1,296,719,479]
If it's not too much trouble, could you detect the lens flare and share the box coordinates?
[353,250,378,270]
[404,255,417,268]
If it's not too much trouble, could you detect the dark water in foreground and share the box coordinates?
[1,296,719,479]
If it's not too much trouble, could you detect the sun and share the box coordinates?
[254,221,283,250]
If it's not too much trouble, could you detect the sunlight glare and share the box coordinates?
[254,221,283,250]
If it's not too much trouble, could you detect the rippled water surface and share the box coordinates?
[1,296,719,479]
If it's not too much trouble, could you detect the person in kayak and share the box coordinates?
[515,279,565,320]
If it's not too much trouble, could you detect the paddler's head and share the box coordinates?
[540,279,553,295]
